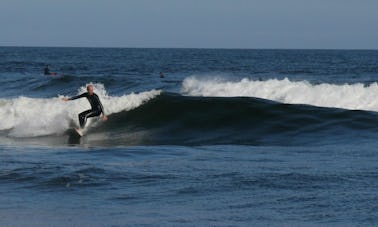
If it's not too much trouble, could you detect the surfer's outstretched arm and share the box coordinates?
[62,93,86,102]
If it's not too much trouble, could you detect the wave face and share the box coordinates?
[71,93,378,146]
[182,77,378,112]
[0,83,161,137]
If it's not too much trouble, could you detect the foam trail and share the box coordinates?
[182,77,378,112]
[0,83,161,137]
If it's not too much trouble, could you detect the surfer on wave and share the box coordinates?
[62,84,108,128]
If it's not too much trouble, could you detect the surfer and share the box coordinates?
[44,65,57,76]
[62,84,108,128]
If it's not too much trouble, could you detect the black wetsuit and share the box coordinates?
[69,92,105,128]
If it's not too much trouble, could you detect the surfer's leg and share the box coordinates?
[86,110,101,119]
[78,110,92,128]
[79,109,101,128]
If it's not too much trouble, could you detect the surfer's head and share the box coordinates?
[87,84,94,95]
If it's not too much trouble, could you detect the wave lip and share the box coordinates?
[182,77,378,112]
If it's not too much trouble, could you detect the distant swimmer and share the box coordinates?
[62,84,108,128]
[44,65,57,76]
[160,71,164,78]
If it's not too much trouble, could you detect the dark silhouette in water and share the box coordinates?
[44,65,57,76]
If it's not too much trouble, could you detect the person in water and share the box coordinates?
[44,65,57,76]
[62,84,108,128]
[44,65,51,75]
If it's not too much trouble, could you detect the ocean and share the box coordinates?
[1,47,378,226]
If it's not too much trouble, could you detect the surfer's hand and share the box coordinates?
[102,115,108,121]
[62,97,69,102]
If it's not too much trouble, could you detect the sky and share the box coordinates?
[0,0,377,49]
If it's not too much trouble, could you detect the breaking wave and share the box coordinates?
[0,83,161,137]
[182,77,378,112]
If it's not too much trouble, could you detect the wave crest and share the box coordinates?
[182,77,378,112]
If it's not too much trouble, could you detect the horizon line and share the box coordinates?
[0,44,377,51]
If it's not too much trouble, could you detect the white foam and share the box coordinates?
[182,76,378,111]
[0,83,161,137]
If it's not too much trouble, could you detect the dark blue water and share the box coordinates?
[1,47,378,226]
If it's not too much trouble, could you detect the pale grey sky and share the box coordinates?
[0,0,377,49]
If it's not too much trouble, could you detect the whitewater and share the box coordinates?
[0,83,161,137]
[183,77,378,111]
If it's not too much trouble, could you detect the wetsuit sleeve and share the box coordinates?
[68,93,87,101]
